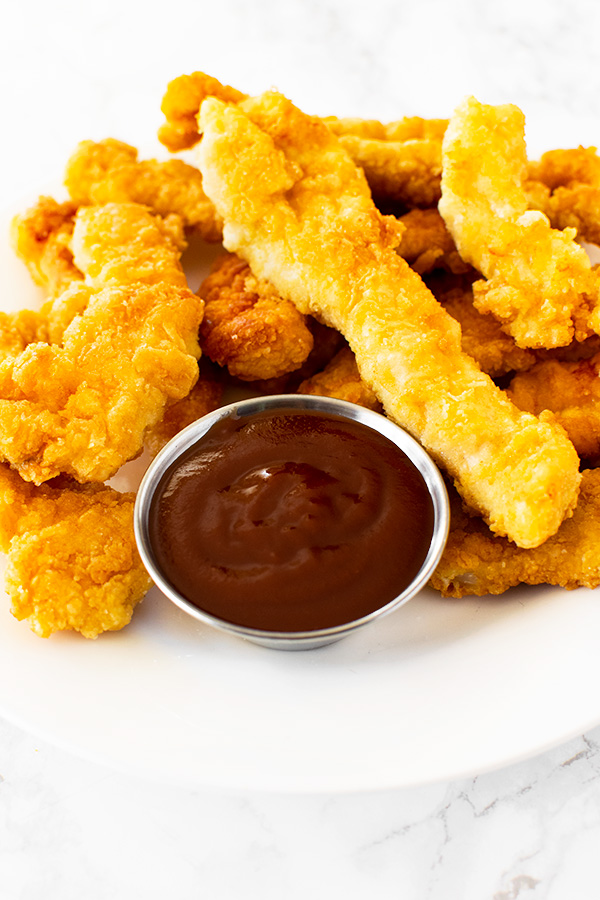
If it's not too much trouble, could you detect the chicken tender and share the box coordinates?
[159,72,246,151]
[11,196,83,297]
[71,201,188,290]
[0,463,151,638]
[0,203,203,484]
[439,97,598,349]
[334,134,442,208]
[144,361,223,456]
[507,352,600,460]
[196,87,580,548]
[298,347,382,411]
[525,147,600,247]
[65,138,222,241]
[397,208,471,275]
[159,72,443,207]
[323,116,448,143]
[431,470,600,597]
[199,252,314,381]
[439,285,536,377]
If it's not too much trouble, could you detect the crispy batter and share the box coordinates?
[0,463,150,638]
[524,149,600,246]
[529,146,600,191]
[159,72,246,151]
[507,352,600,459]
[440,285,536,377]
[0,203,202,484]
[431,470,600,597]
[144,361,223,457]
[197,87,581,548]
[396,208,471,275]
[199,252,314,380]
[298,347,382,411]
[65,139,222,241]
[11,196,82,297]
[334,134,442,208]
[439,97,598,349]
[158,72,443,207]
[323,116,448,142]
[71,202,188,289]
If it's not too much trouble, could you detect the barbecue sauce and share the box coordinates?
[148,408,435,632]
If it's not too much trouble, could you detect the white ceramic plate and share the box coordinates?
[1,200,599,794]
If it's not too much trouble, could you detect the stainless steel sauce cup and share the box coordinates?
[134,394,450,650]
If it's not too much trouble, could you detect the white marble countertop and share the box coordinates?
[2,0,600,895]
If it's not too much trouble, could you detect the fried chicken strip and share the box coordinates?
[144,360,223,457]
[322,116,448,142]
[431,470,600,597]
[64,138,222,242]
[525,147,600,246]
[0,203,202,484]
[159,72,444,207]
[438,284,536,377]
[199,253,314,380]
[298,347,381,411]
[10,196,83,298]
[396,208,471,275]
[71,201,188,289]
[196,88,580,548]
[439,97,598,349]
[0,463,151,638]
[507,352,600,460]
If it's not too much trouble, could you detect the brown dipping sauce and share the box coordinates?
[148,408,435,632]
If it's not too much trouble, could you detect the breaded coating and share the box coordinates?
[11,196,83,297]
[0,281,202,484]
[197,87,580,548]
[65,139,222,241]
[525,147,600,246]
[144,361,223,457]
[159,72,246,151]
[71,202,188,289]
[507,352,600,459]
[298,347,382,411]
[396,208,471,275]
[431,470,600,597]
[158,72,442,207]
[323,116,448,142]
[199,252,314,380]
[0,203,203,484]
[0,464,151,638]
[439,97,598,349]
[440,285,536,377]
[334,134,442,208]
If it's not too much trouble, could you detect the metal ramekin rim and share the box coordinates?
[134,394,450,649]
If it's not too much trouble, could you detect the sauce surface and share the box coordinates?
[148,408,435,632]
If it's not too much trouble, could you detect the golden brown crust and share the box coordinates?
[323,115,448,143]
[431,470,600,597]
[440,285,536,377]
[65,139,222,241]
[396,208,471,275]
[298,347,382,411]
[440,98,598,349]
[11,196,83,297]
[158,72,246,151]
[199,253,314,381]
[0,203,202,484]
[197,88,581,548]
[507,352,600,460]
[144,363,223,457]
[0,464,150,638]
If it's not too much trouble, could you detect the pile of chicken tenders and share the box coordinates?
[4,71,600,638]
